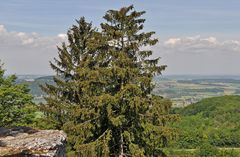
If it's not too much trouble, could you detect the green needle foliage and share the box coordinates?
[0,62,34,127]
[42,5,177,157]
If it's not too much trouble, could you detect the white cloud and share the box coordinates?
[0,25,66,74]
[22,38,34,45]
[0,25,6,33]
[0,25,66,48]
[159,35,240,54]
[164,38,180,45]
[0,24,240,75]
[150,36,240,75]
[186,35,200,41]
[201,37,217,44]
[17,32,26,38]
[57,33,67,40]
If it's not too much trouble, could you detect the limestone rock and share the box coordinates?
[0,127,67,157]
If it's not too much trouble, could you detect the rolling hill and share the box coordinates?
[171,95,240,149]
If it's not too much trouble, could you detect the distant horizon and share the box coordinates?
[11,73,240,77]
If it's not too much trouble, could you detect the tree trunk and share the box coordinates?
[119,130,124,157]
[119,81,124,157]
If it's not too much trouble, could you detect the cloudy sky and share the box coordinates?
[0,0,240,75]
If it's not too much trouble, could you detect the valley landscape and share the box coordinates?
[17,75,240,107]
[154,75,240,107]
[1,1,240,156]
[14,74,240,156]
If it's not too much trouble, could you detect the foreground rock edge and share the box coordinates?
[0,127,67,157]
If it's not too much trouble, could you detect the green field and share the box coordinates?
[16,75,240,106]
[153,76,240,107]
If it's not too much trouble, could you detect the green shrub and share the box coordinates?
[218,149,239,157]
[196,143,218,157]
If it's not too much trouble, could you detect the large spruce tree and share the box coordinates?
[42,6,177,157]
[41,17,99,129]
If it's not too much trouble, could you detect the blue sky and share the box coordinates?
[1,0,240,36]
[0,0,240,75]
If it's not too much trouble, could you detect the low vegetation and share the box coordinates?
[168,95,240,156]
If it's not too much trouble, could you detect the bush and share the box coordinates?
[218,149,238,157]
[197,143,218,157]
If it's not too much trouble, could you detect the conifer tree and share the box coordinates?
[98,5,177,157]
[41,17,110,156]
[41,17,99,125]
[0,62,34,127]
[42,6,177,157]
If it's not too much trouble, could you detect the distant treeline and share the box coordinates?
[177,79,240,84]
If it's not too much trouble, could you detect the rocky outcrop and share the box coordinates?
[0,127,67,157]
